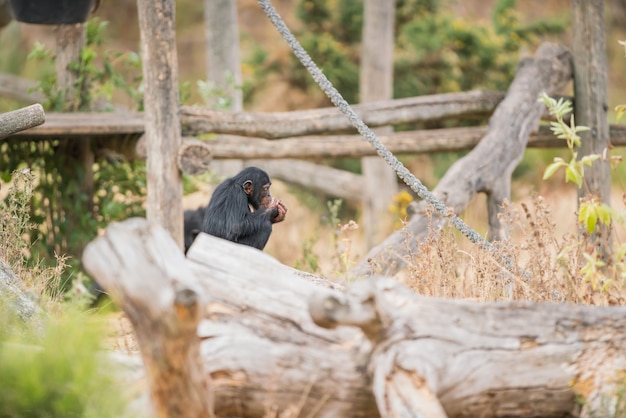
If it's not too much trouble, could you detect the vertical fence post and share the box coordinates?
[571,0,611,256]
[137,0,184,248]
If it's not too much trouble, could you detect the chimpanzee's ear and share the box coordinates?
[243,180,253,195]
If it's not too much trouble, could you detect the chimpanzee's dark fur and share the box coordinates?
[183,206,204,253]
[200,167,280,250]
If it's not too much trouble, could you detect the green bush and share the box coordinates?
[0,304,126,418]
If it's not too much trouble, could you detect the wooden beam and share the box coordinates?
[180,90,505,139]
[0,73,46,104]
[197,124,626,159]
[11,112,145,137]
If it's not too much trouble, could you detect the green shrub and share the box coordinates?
[0,304,126,418]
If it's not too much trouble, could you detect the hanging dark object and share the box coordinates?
[8,0,98,25]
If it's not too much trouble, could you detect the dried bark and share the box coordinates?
[83,218,626,418]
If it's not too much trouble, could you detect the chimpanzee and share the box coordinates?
[183,206,205,253]
[199,167,287,251]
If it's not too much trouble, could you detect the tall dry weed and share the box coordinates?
[403,195,626,305]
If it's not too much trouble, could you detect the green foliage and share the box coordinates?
[259,0,566,105]
[539,92,593,188]
[288,32,360,103]
[2,19,146,292]
[395,0,564,97]
[194,71,245,110]
[0,303,126,418]
[540,93,626,301]
[578,197,613,235]
[27,18,143,111]
[0,174,124,417]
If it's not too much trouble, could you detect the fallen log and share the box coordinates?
[83,218,626,418]
[351,43,574,277]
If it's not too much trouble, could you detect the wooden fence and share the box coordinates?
[5,88,626,201]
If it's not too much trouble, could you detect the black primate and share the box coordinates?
[200,167,287,250]
[183,206,204,253]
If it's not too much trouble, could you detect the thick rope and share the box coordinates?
[258,0,522,277]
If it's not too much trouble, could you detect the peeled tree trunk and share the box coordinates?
[83,219,626,418]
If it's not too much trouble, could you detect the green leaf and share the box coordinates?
[597,203,612,227]
[580,154,600,166]
[543,160,564,180]
[579,204,597,233]
[538,92,556,109]
[565,164,582,187]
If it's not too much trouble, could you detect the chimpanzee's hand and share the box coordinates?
[271,200,287,223]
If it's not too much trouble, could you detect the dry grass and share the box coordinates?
[0,170,70,310]
[401,194,626,305]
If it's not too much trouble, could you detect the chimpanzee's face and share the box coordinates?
[257,182,273,208]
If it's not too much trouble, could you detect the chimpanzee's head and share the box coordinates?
[236,167,273,210]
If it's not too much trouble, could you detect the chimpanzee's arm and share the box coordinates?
[233,207,279,250]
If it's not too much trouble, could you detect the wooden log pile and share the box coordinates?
[83,218,626,418]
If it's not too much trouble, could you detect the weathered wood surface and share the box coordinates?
[310,276,626,418]
[0,261,42,324]
[572,0,612,256]
[0,73,45,104]
[0,104,45,140]
[83,218,626,418]
[137,0,184,249]
[54,23,85,112]
[180,90,505,139]
[203,0,245,178]
[198,124,626,159]
[360,0,398,247]
[8,111,626,157]
[7,90,501,139]
[177,137,212,175]
[246,159,365,201]
[7,111,144,137]
[351,43,574,277]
